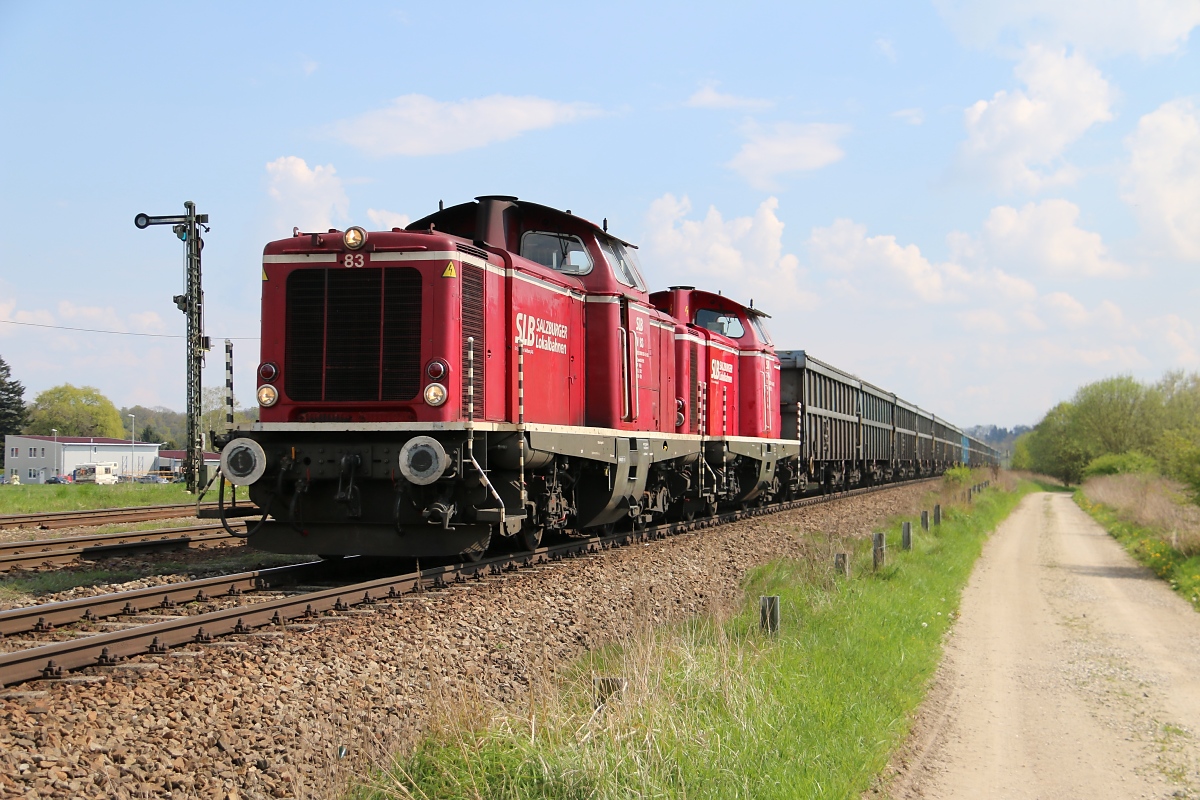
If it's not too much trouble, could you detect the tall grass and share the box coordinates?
[1081,473,1200,554]
[1078,473,1200,610]
[355,478,1035,800]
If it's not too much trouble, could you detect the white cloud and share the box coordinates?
[959,45,1113,192]
[727,123,850,190]
[808,219,956,303]
[1150,313,1200,365]
[875,38,898,62]
[685,84,773,111]
[642,194,814,311]
[1123,99,1200,261]
[957,308,1009,333]
[977,199,1130,277]
[935,0,1200,58]
[1040,293,1130,333]
[265,156,349,233]
[366,208,411,231]
[892,108,924,125]
[301,58,318,76]
[328,94,600,156]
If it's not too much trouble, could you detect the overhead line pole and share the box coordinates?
[134,201,211,493]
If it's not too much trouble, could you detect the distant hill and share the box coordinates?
[964,424,1030,461]
[120,393,258,450]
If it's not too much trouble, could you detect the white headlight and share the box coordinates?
[343,226,367,250]
[257,385,279,407]
[423,382,447,406]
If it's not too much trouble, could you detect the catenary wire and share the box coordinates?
[0,319,259,340]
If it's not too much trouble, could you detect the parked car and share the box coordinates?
[44,476,70,484]
[136,475,170,484]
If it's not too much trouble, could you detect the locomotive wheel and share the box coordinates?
[516,522,543,551]
[460,530,492,563]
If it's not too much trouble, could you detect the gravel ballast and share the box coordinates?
[0,482,933,799]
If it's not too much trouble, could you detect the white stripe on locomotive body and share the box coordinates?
[263,253,340,263]
[510,269,585,299]
[370,250,490,270]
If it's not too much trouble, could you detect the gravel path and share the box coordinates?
[1,483,931,800]
[885,493,1200,800]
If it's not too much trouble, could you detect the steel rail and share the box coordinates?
[0,559,334,637]
[0,477,945,687]
[0,523,243,572]
[0,503,224,530]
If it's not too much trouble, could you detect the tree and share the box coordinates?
[25,385,125,438]
[1069,376,1162,460]
[1010,433,1032,471]
[0,354,27,438]
[0,354,27,469]
[120,405,186,450]
[201,387,258,446]
[1026,402,1089,485]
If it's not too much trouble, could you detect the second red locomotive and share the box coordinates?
[220,196,996,558]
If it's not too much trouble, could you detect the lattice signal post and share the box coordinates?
[134,201,211,493]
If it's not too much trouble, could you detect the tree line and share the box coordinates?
[1012,371,1200,495]
[0,354,256,467]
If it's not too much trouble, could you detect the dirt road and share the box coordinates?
[891,492,1200,800]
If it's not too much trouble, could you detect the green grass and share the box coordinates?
[1075,491,1200,612]
[0,483,195,514]
[0,568,148,601]
[355,480,1037,800]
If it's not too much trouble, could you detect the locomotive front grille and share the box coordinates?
[460,264,485,415]
[285,267,422,402]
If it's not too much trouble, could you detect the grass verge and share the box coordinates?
[355,479,1036,800]
[0,484,196,514]
[1075,491,1200,612]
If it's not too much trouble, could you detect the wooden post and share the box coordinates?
[873,532,886,570]
[902,521,912,551]
[921,510,929,531]
[593,676,627,710]
[834,552,850,578]
[934,504,942,526]
[760,595,781,634]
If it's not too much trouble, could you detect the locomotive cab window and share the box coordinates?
[598,237,647,290]
[520,231,593,275]
[695,309,745,339]
[748,314,773,345]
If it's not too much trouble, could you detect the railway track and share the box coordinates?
[0,522,246,572]
[0,478,946,687]
[0,501,257,530]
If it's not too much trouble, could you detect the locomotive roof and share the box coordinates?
[407,196,638,250]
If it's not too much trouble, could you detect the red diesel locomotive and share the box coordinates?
[220,196,997,559]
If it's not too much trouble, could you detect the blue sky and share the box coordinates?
[1,1,1198,428]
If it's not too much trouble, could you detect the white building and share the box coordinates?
[156,449,221,476]
[4,435,162,484]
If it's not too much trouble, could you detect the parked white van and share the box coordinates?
[75,463,119,485]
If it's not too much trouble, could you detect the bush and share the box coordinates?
[1080,451,1158,480]
[942,466,973,487]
